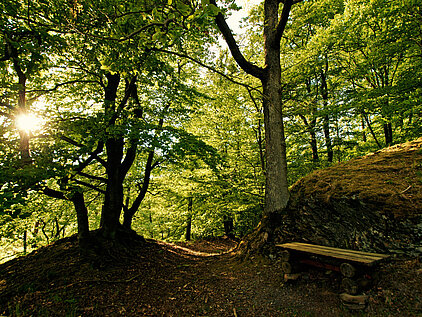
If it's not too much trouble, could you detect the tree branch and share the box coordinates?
[59,135,84,147]
[118,19,175,42]
[74,179,106,194]
[152,48,262,95]
[0,101,14,111]
[120,141,138,179]
[43,187,67,200]
[27,79,101,94]
[116,76,137,118]
[77,171,107,183]
[75,141,106,171]
[107,74,135,126]
[209,0,265,80]
[127,150,155,215]
[0,110,13,119]
[275,0,296,42]
[246,87,262,113]
[60,136,106,170]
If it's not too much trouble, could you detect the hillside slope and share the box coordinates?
[277,138,422,254]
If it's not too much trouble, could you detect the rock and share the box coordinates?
[283,273,301,282]
[340,293,368,305]
[342,302,367,311]
[275,138,422,256]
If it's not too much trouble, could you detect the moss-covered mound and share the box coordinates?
[279,138,422,255]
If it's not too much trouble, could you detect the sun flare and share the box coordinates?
[15,113,44,134]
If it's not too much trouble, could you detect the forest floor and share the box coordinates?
[0,235,421,316]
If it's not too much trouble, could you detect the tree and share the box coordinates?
[280,0,344,164]
[1,0,219,243]
[0,0,67,230]
[209,0,302,234]
[325,0,416,147]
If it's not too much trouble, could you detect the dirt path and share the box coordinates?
[0,237,421,316]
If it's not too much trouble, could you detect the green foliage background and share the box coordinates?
[1,0,421,260]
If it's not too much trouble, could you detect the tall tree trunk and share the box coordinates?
[100,73,124,239]
[299,114,319,162]
[122,208,133,229]
[303,79,319,163]
[223,215,234,238]
[261,0,290,217]
[13,60,31,163]
[361,116,367,142]
[363,111,382,149]
[23,231,27,254]
[383,122,393,146]
[320,69,333,163]
[257,118,266,174]
[211,0,297,235]
[70,191,90,242]
[323,115,333,162]
[101,138,124,239]
[185,197,193,241]
[310,118,318,163]
[6,36,31,163]
[261,79,289,215]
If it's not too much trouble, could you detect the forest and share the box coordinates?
[1,0,422,315]
[1,0,421,258]
[0,0,421,272]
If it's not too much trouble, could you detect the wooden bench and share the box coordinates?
[276,242,390,296]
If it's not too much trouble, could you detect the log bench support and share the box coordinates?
[276,242,390,309]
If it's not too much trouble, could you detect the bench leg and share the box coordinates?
[341,278,359,295]
[340,262,356,278]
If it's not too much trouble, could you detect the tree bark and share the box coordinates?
[123,150,155,229]
[70,191,90,241]
[210,0,298,234]
[100,73,124,239]
[261,0,291,215]
[185,197,193,241]
[323,115,333,162]
[363,111,382,149]
[383,122,393,146]
[223,215,234,238]
[101,137,125,239]
[361,116,367,142]
[299,114,319,162]
[23,231,27,254]
[13,58,31,163]
[320,70,333,162]
[257,118,266,174]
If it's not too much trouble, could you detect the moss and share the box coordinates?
[282,137,422,253]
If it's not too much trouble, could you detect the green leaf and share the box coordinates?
[207,4,220,16]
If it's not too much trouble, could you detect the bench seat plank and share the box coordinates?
[281,242,388,260]
[277,242,389,265]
